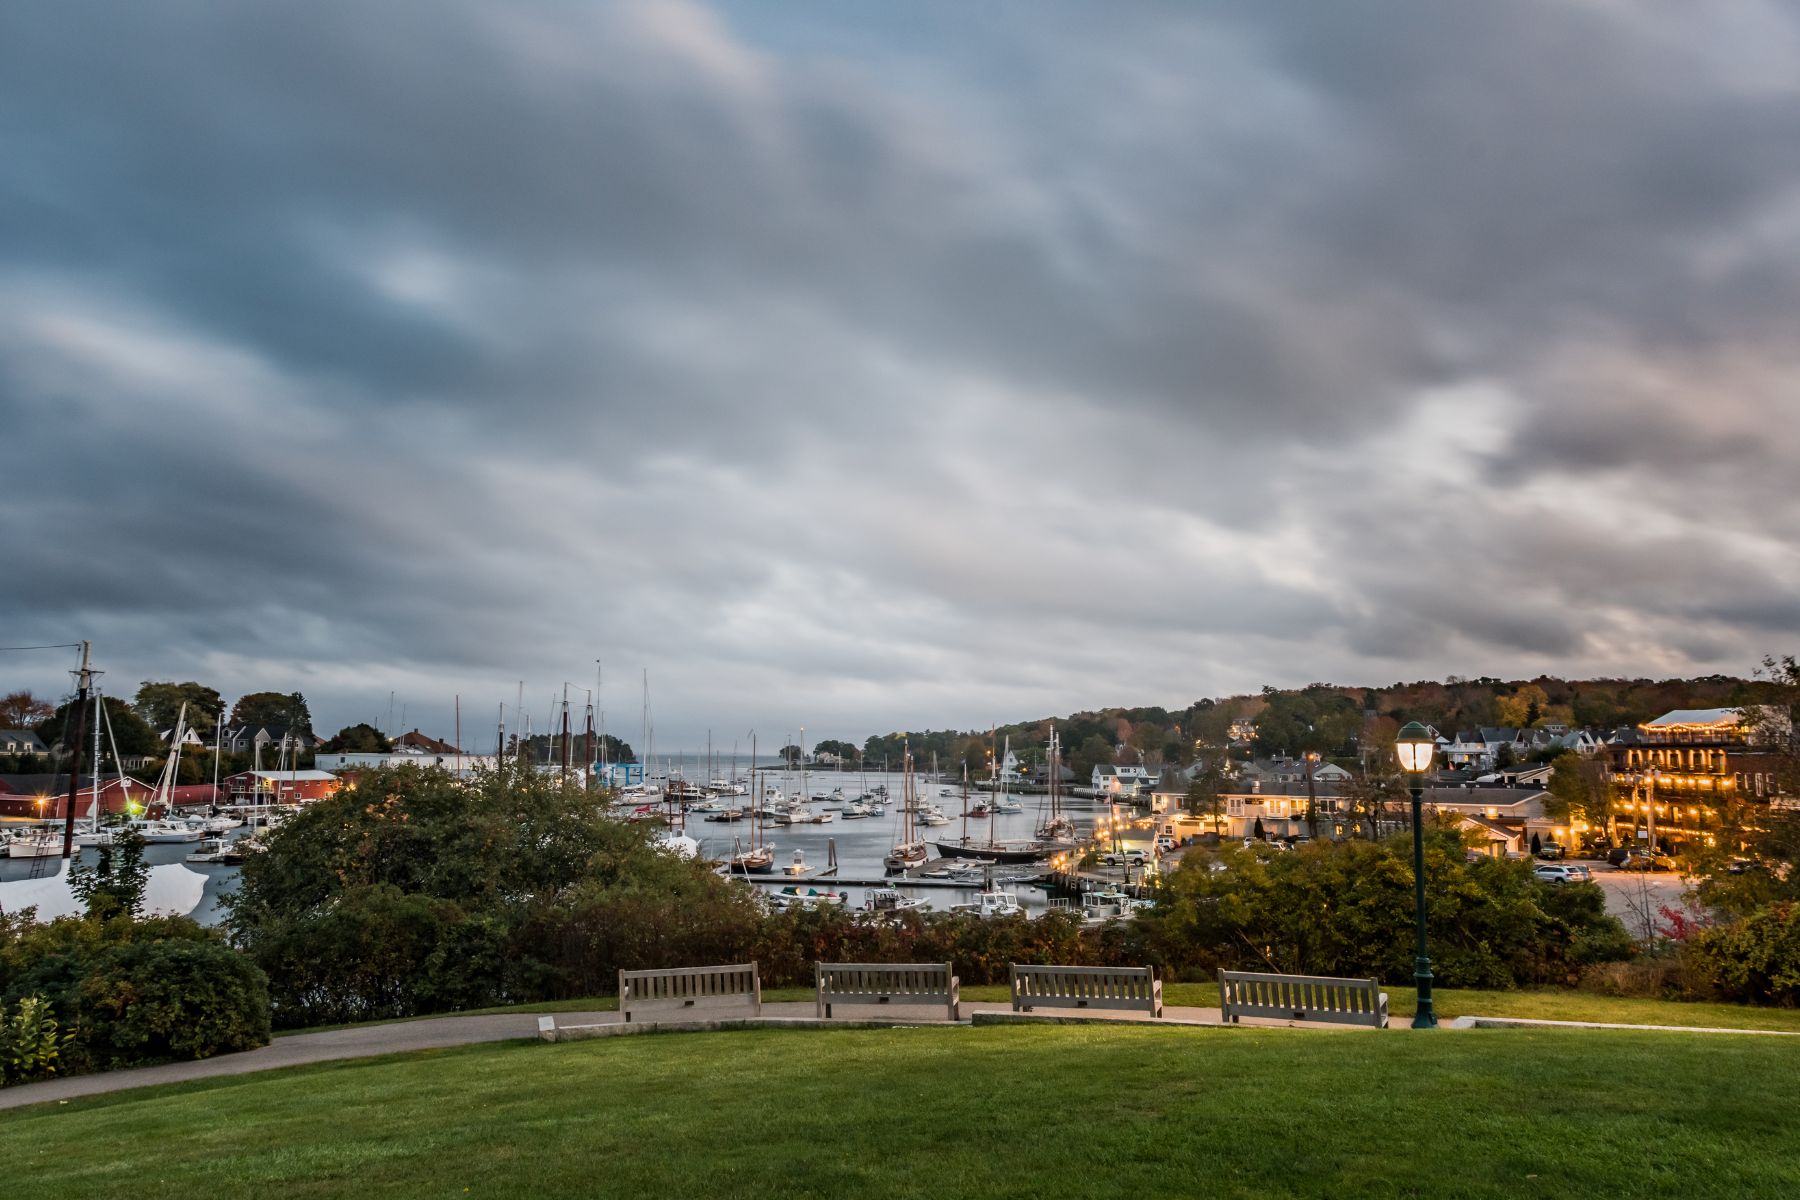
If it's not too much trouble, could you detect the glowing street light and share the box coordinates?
[1395,721,1437,1030]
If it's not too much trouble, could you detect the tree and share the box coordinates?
[1340,771,1406,840]
[134,681,224,734]
[322,723,393,753]
[0,690,54,730]
[1184,763,1227,831]
[1544,751,1615,843]
[1694,655,1800,916]
[38,696,160,759]
[1252,687,1363,758]
[68,830,151,919]
[1069,734,1114,781]
[230,692,312,736]
[780,744,803,768]
[811,739,859,763]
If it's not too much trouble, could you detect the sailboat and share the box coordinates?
[726,736,775,874]
[931,729,1065,864]
[883,743,929,873]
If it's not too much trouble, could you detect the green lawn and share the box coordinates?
[8,1024,1799,1198]
[281,982,1800,1035]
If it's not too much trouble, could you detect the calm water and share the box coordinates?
[1,768,1148,922]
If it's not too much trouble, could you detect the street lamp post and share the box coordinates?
[1395,722,1437,1030]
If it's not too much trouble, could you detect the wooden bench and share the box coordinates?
[1010,964,1163,1018]
[816,962,960,1021]
[619,963,762,1023]
[1217,969,1388,1028]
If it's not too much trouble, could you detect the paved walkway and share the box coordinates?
[4,1000,1323,1111]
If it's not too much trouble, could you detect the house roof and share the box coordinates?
[0,730,48,752]
[1643,709,1743,730]
[395,729,461,754]
[1459,814,1522,841]
[229,770,339,782]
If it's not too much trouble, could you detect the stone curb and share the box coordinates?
[1448,1015,1800,1036]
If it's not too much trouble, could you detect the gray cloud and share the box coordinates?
[3,0,1798,747]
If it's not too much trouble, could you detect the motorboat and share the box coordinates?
[770,885,846,910]
[860,888,929,914]
[185,837,242,865]
[133,820,204,844]
[950,889,1024,919]
[654,830,700,859]
[915,804,952,828]
[989,796,1024,815]
[3,831,64,858]
[1081,888,1139,922]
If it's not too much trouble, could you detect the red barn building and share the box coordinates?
[0,775,153,820]
[225,770,341,806]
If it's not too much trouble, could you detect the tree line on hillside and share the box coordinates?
[0,683,316,778]
[856,671,1782,775]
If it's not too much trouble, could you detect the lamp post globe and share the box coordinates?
[1394,721,1438,1030]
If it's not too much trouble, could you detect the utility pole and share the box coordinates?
[60,641,95,859]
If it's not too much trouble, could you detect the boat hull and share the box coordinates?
[930,840,1057,865]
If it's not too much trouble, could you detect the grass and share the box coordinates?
[279,981,1800,1035]
[8,1024,1800,1198]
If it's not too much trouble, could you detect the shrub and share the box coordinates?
[1,995,71,1086]
[73,939,271,1069]
[1684,903,1800,1007]
[0,912,270,1077]
[1577,958,1689,1000]
[1140,835,1632,989]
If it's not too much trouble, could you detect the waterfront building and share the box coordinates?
[1605,708,1790,852]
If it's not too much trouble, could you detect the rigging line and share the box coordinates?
[0,642,84,651]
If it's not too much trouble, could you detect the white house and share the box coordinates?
[1092,763,1153,798]
[0,730,47,757]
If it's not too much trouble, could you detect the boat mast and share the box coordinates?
[59,641,94,858]
[89,683,103,824]
[212,709,224,816]
[559,684,572,784]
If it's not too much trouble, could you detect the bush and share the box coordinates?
[1137,835,1632,989]
[73,939,271,1069]
[1684,903,1800,1007]
[0,912,270,1079]
[1,995,70,1086]
[1577,958,1690,1000]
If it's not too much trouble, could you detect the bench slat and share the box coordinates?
[1217,969,1388,1029]
[817,962,960,1021]
[1010,964,1162,1018]
[620,963,762,1022]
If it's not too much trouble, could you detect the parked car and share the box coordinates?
[1533,863,1579,884]
[1606,847,1633,866]
[1535,843,1566,860]
[1154,834,1177,853]
[1619,850,1677,872]
[1562,864,1593,883]
[1102,848,1148,866]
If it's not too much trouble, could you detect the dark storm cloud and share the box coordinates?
[2,0,1798,743]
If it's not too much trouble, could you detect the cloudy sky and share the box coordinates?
[4,1,1799,751]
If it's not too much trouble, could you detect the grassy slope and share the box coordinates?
[284,982,1800,1034]
[9,1025,1800,1199]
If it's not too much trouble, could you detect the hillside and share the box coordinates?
[860,672,1775,775]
